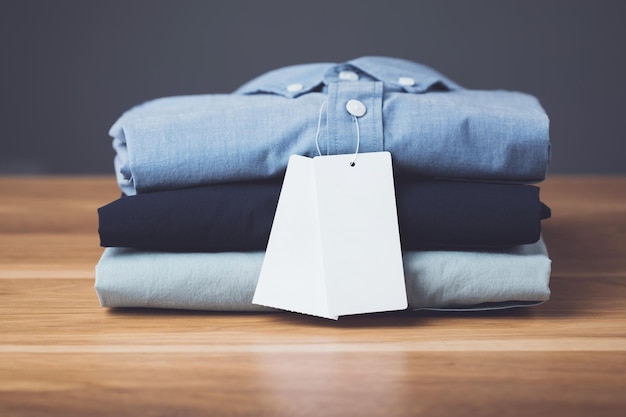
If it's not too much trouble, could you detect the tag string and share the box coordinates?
[314,100,361,166]
[314,100,327,157]
[350,115,360,167]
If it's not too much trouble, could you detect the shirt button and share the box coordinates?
[339,70,359,81]
[346,99,366,117]
[286,83,304,92]
[398,77,416,87]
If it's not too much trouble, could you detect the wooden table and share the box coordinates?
[1,176,625,416]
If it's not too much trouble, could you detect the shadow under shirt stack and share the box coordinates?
[95,56,552,312]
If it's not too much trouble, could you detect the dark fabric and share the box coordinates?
[98,179,550,252]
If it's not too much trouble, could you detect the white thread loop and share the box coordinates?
[315,101,327,157]
[350,115,360,167]
[314,100,361,165]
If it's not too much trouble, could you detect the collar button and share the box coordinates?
[339,70,359,81]
[286,83,304,92]
[398,77,416,87]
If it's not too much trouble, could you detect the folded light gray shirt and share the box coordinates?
[95,238,551,312]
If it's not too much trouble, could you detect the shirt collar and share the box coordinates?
[234,56,462,98]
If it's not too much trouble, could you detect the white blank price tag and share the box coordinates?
[253,152,407,319]
[253,155,336,319]
[314,152,407,316]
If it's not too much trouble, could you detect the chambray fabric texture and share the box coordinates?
[98,179,551,252]
[94,238,551,311]
[109,56,551,195]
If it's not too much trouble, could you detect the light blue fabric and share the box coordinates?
[110,56,551,195]
[94,238,551,312]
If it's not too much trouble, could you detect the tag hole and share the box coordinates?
[350,162,356,167]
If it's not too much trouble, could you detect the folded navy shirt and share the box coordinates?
[98,179,550,252]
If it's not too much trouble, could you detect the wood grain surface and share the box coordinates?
[1,176,625,416]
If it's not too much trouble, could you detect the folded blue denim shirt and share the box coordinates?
[110,56,551,195]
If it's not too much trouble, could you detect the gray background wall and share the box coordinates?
[1,0,624,175]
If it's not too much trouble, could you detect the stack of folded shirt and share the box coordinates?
[95,56,552,312]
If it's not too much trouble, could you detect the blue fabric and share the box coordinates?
[109,56,551,195]
[94,238,551,312]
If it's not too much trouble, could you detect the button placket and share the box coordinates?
[326,81,383,156]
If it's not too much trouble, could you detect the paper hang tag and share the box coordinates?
[313,152,407,316]
[252,152,407,319]
[253,155,336,319]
